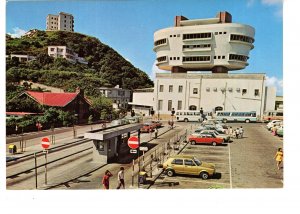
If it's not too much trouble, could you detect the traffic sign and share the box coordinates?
[128,136,139,149]
[130,149,137,154]
[41,137,50,149]
[139,146,148,151]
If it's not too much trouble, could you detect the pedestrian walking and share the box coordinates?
[239,126,244,138]
[228,126,233,138]
[102,170,113,190]
[235,128,240,139]
[274,148,283,170]
[272,125,277,136]
[154,128,158,139]
[116,167,125,189]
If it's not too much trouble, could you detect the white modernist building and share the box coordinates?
[46,12,74,32]
[154,72,276,120]
[48,46,88,64]
[128,88,154,116]
[153,12,255,73]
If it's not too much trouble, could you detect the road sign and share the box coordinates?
[139,146,148,151]
[130,149,137,154]
[41,137,50,149]
[128,136,139,149]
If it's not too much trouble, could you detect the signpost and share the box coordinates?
[128,136,139,149]
[41,137,50,185]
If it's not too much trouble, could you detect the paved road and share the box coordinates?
[150,122,283,189]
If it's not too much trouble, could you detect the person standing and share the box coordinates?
[102,170,113,190]
[154,128,158,139]
[239,126,244,138]
[116,167,125,189]
[228,126,233,138]
[235,128,240,139]
[274,148,283,170]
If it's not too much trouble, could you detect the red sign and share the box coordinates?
[41,137,50,149]
[128,136,139,149]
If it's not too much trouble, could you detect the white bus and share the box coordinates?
[176,110,212,122]
[215,111,257,123]
[262,110,283,122]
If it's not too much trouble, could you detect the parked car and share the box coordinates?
[151,120,162,128]
[162,155,216,179]
[266,120,282,130]
[197,125,226,134]
[199,130,230,142]
[188,133,224,146]
[276,126,283,137]
[140,122,155,133]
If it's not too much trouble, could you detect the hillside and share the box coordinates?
[6,30,153,99]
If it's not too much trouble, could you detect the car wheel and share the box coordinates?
[212,142,217,146]
[200,172,209,180]
[184,118,188,122]
[222,119,227,123]
[245,119,250,123]
[191,141,196,145]
[166,169,175,177]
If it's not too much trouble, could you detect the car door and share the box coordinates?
[184,159,199,175]
[171,159,185,174]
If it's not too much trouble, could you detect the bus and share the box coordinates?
[262,110,283,122]
[215,111,257,123]
[176,110,212,122]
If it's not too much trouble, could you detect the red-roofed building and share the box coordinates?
[11,88,91,121]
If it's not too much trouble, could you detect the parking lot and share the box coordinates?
[151,122,283,189]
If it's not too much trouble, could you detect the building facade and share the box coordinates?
[46,12,74,32]
[98,86,131,110]
[154,73,276,120]
[48,46,88,64]
[153,11,255,73]
[8,54,36,63]
[129,88,154,116]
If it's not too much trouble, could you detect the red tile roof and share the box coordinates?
[26,91,79,107]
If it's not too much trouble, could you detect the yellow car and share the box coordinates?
[162,155,216,179]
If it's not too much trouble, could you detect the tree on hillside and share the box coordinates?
[90,96,113,120]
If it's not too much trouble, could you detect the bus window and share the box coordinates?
[276,112,283,116]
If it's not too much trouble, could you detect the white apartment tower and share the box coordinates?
[46,12,74,32]
[153,11,255,73]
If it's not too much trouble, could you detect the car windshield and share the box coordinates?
[193,157,201,166]
[214,131,219,135]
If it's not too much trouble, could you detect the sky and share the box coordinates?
[6,0,283,95]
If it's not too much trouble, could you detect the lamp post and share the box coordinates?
[171,108,175,129]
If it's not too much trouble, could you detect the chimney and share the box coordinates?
[174,15,188,27]
[216,11,232,23]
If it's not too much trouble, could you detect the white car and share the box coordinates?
[266,120,282,130]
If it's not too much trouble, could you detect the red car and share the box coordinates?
[140,123,155,133]
[151,120,162,128]
[188,134,223,146]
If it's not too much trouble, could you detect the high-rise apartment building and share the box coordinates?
[153,11,255,73]
[46,12,74,32]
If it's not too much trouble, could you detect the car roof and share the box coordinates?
[169,155,195,159]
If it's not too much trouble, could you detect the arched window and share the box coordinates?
[189,105,197,110]
[215,106,223,111]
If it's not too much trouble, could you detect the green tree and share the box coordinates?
[40,107,60,129]
[90,96,113,119]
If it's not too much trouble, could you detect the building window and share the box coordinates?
[183,32,212,40]
[236,88,241,92]
[158,100,163,111]
[182,56,210,62]
[214,56,216,59]
[228,87,233,92]
[222,56,225,59]
[218,56,221,59]
[189,105,197,110]
[170,57,172,60]
[169,85,173,92]
[157,56,167,62]
[159,85,164,92]
[213,87,217,92]
[177,57,180,60]
[215,32,218,35]
[178,85,183,93]
[50,48,55,51]
[193,88,198,94]
[206,87,210,92]
[254,89,259,96]
[230,34,255,44]
[177,101,182,110]
[242,89,247,95]
[229,54,248,62]
[168,100,172,111]
[224,32,227,34]
[154,38,167,46]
